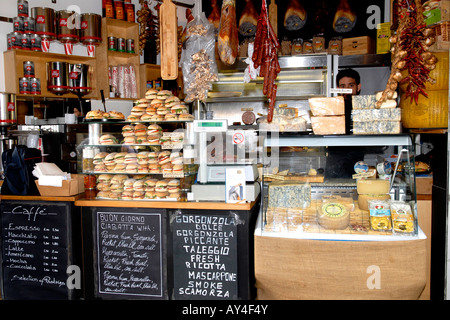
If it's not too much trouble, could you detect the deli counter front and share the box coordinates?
[254,134,428,300]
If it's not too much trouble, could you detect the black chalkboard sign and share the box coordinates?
[172,213,238,300]
[0,200,73,300]
[94,209,167,299]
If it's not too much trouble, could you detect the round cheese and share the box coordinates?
[358,194,391,211]
[318,202,350,230]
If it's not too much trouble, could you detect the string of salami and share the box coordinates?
[252,0,280,123]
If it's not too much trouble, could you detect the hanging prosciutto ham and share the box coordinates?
[239,0,259,36]
[218,0,239,65]
[333,0,357,33]
[284,0,307,31]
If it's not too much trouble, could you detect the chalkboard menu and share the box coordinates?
[173,213,238,300]
[94,210,166,299]
[0,200,73,300]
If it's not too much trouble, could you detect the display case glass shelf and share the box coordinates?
[258,133,423,241]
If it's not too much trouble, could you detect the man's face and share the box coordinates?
[338,76,361,97]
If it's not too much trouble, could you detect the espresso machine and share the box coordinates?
[0,93,18,178]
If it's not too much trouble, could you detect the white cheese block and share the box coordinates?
[308,96,345,116]
[357,179,390,195]
[352,108,401,122]
[353,121,401,135]
[352,95,397,109]
[268,182,311,209]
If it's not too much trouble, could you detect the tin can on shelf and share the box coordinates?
[17,0,29,17]
[30,78,41,95]
[7,33,12,50]
[19,77,30,94]
[23,61,34,78]
[10,32,22,49]
[23,17,35,34]
[126,38,134,53]
[30,33,42,51]
[117,37,125,52]
[13,17,24,33]
[108,36,117,51]
[20,33,31,50]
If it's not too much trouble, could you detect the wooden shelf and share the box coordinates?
[3,49,98,99]
[97,17,141,100]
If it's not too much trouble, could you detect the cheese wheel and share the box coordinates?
[318,202,350,230]
[358,194,391,211]
[356,179,390,195]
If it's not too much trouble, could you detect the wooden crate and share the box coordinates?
[342,36,375,56]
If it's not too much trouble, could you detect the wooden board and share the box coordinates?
[268,0,277,36]
[160,0,178,80]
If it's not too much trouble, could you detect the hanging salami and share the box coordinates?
[218,0,239,65]
[252,0,280,123]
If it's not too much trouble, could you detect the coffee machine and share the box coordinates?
[0,93,18,178]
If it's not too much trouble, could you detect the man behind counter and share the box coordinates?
[324,68,365,179]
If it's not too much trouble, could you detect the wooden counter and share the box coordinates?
[0,194,83,202]
[74,198,258,211]
[1,194,258,211]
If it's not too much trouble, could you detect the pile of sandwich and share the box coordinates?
[120,123,183,146]
[92,150,184,175]
[127,89,194,122]
[85,109,125,120]
[96,174,182,200]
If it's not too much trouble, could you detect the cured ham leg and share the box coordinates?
[239,0,259,36]
[333,0,357,33]
[208,0,220,34]
[218,0,239,65]
[284,0,307,31]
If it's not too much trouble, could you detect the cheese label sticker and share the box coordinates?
[322,203,347,218]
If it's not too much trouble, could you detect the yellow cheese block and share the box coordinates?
[358,193,391,211]
[311,115,346,135]
[308,96,345,116]
[357,179,390,195]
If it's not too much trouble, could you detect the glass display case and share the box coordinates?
[79,119,195,201]
[257,133,424,240]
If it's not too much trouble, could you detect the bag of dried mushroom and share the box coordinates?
[180,12,219,103]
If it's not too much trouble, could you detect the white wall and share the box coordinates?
[0,0,196,114]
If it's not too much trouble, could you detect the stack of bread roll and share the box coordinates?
[96,174,181,200]
[127,89,194,122]
[91,150,183,175]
